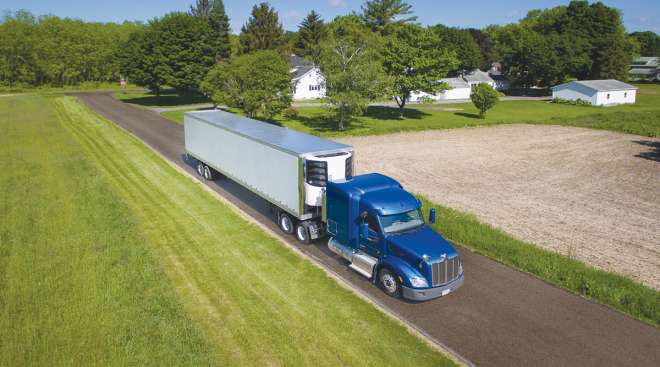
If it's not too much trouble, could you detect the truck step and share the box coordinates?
[350,252,378,279]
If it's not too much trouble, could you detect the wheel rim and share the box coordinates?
[204,166,210,179]
[381,272,397,294]
[280,216,292,232]
[296,225,307,241]
[197,163,203,175]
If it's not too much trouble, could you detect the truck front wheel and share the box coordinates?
[278,212,294,235]
[295,222,310,244]
[379,268,402,298]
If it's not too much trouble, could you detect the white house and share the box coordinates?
[290,55,325,100]
[551,80,638,106]
[463,69,496,89]
[408,77,471,102]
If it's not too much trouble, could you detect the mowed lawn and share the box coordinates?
[0,94,456,366]
[158,84,660,138]
[0,95,214,366]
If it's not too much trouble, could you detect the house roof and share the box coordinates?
[631,57,659,67]
[440,77,470,89]
[463,69,494,83]
[629,68,657,75]
[290,54,316,80]
[552,79,638,92]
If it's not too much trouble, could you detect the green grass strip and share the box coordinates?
[0,94,215,366]
[418,196,660,326]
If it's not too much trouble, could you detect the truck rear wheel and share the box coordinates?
[203,165,214,181]
[196,161,204,176]
[295,222,311,244]
[278,212,294,235]
[379,268,401,298]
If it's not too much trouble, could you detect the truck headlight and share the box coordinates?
[410,276,428,288]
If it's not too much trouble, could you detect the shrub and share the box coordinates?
[282,106,299,119]
[470,83,499,118]
[551,97,593,106]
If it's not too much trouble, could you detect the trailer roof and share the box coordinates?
[185,110,352,156]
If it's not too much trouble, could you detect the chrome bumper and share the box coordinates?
[402,272,464,301]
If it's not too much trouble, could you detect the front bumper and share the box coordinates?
[402,272,464,301]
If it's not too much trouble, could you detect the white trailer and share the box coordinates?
[184,110,353,242]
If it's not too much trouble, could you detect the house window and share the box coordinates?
[308,85,320,91]
[607,93,610,99]
[624,92,627,98]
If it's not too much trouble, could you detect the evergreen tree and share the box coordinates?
[239,2,286,54]
[360,0,417,33]
[208,0,231,60]
[295,11,325,64]
[190,0,213,18]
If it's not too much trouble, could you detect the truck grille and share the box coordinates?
[431,256,461,286]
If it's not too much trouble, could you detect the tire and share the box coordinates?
[379,268,402,298]
[203,165,214,181]
[196,161,204,176]
[278,212,294,235]
[295,222,311,244]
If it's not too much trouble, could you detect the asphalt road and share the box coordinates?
[73,92,659,367]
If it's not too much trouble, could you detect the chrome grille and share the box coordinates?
[431,256,461,286]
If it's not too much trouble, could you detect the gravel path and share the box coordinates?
[341,124,660,289]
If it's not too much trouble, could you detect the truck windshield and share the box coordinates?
[380,209,424,234]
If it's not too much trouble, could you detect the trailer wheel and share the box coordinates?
[278,212,294,235]
[203,165,214,181]
[295,222,311,244]
[196,162,204,176]
[379,268,401,298]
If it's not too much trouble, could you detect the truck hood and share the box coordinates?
[387,226,458,264]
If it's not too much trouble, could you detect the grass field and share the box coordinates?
[0,95,214,366]
[0,94,456,366]
[159,84,660,137]
[418,197,660,326]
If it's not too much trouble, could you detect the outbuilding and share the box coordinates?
[551,80,638,106]
[408,77,472,102]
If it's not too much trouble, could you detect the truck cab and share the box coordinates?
[325,173,464,301]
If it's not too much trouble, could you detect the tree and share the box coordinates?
[239,2,287,54]
[190,0,212,18]
[470,83,499,118]
[200,50,291,119]
[383,24,458,115]
[208,0,231,60]
[468,28,495,70]
[433,25,481,74]
[360,0,417,33]
[150,13,215,94]
[118,26,163,95]
[320,17,388,130]
[629,31,660,57]
[295,11,325,64]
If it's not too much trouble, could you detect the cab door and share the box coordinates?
[359,213,383,258]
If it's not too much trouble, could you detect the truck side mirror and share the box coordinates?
[360,222,369,240]
[429,208,436,224]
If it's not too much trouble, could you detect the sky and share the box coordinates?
[2,0,659,33]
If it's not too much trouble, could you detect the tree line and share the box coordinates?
[1,0,656,127]
[0,10,140,87]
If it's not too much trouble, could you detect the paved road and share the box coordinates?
[73,92,659,367]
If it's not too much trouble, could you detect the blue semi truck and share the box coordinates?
[184,110,463,300]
